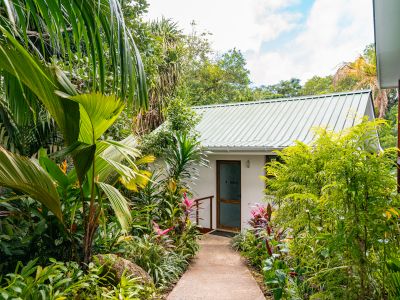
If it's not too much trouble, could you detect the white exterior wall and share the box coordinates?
[190,153,266,231]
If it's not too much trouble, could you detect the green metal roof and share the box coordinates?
[193,90,374,152]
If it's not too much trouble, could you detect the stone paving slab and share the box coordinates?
[167,234,265,300]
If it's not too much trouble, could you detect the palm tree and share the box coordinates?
[0,40,153,263]
[333,46,389,118]
[0,0,151,263]
[0,91,151,264]
[0,0,148,153]
[134,18,184,134]
[1,0,147,104]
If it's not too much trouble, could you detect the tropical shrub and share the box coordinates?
[139,97,200,157]
[0,100,152,263]
[0,200,76,273]
[232,230,267,267]
[0,0,205,296]
[0,258,154,299]
[112,132,205,289]
[119,234,187,288]
[264,119,400,299]
[117,191,200,289]
[232,203,297,300]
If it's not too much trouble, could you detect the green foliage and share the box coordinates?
[0,0,149,157]
[386,256,400,298]
[165,98,200,133]
[232,231,268,267]
[139,97,200,157]
[0,200,73,274]
[1,0,148,106]
[122,125,205,289]
[0,89,151,263]
[132,17,186,134]
[172,222,200,259]
[0,258,154,299]
[379,104,397,148]
[233,230,300,300]
[164,133,206,183]
[116,220,199,289]
[178,44,253,105]
[120,234,188,288]
[264,119,400,299]
[267,78,302,98]
[0,147,63,220]
[0,0,205,296]
[301,76,333,95]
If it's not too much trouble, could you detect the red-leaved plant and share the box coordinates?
[152,221,174,236]
[249,203,284,256]
[181,193,195,215]
[249,203,273,232]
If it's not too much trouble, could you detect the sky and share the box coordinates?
[145,0,374,86]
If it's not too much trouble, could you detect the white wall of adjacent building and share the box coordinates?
[190,153,267,232]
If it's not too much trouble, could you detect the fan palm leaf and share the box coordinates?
[65,93,125,145]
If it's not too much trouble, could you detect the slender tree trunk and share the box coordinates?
[83,205,99,265]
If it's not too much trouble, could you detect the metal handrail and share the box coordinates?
[193,195,214,230]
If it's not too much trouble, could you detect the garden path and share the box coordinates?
[167,234,265,300]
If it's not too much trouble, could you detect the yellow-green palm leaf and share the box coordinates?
[67,93,125,145]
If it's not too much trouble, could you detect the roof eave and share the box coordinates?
[205,146,284,153]
[373,0,400,89]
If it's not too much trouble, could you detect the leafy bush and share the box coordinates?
[0,95,204,295]
[172,222,200,259]
[120,234,189,288]
[0,200,77,274]
[386,256,400,299]
[125,130,204,290]
[139,97,200,157]
[0,259,154,299]
[232,231,267,267]
[264,119,400,299]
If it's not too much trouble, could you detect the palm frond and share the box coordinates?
[0,146,62,220]
[0,30,80,145]
[96,135,150,182]
[98,182,131,231]
[333,54,389,117]
[1,0,148,108]
[64,93,125,144]
[0,98,21,152]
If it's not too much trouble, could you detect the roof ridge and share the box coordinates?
[192,89,371,109]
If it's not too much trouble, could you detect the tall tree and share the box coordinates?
[301,76,333,95]
[333,44,389,117]
[134,18,185,134]
[253,78,302,100]
[179,48,252,105]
